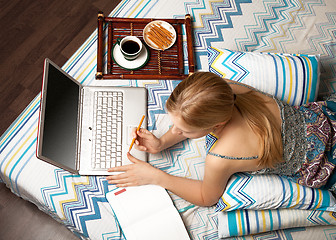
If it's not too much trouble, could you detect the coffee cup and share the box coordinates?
[116,36,143,61]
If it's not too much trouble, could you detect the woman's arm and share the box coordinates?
[107,153,235,206]
[159,154,234,206]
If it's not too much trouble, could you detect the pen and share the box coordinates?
[128,115,145,152]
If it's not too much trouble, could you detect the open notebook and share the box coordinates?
[106,185,190,240]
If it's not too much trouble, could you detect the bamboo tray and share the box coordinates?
[96,12,195,80]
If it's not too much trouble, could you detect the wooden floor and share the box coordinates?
[0,0,121,239]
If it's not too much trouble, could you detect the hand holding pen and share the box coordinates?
[128,116,162,154]
[128,115,145,152]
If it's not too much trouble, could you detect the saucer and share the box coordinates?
[112,42,150,70]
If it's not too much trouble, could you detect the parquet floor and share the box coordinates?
[0,0,121,239]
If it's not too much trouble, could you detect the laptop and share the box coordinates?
[36,58,147,175]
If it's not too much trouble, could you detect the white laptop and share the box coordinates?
[36,58,147,175]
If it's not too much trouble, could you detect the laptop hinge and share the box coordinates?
[76,88,85,172]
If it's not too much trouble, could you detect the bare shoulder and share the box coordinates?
[224,79,272,101]
[224,79,255,94]
[205,144,260,174]
[224,78,281,124]
[209,124,261,172]
[204,151,237,177]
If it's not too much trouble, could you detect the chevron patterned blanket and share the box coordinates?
[1,0,336,239]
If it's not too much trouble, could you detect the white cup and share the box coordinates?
[116,36,143,61]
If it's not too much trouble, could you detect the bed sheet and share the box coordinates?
[1,0,336,239]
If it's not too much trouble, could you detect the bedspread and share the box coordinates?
[1,0,336,239]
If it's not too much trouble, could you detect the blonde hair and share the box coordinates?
[166,72,283,168]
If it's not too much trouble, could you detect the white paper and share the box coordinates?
[106,185,190,240]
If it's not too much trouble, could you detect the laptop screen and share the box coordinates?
[40,62,80,171]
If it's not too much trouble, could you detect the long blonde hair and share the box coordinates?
[166,72,283,168]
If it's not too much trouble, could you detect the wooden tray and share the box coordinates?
[96,12,195,80]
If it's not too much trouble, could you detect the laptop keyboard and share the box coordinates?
[92,91,123,170]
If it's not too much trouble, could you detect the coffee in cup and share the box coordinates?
[116,36,143,61]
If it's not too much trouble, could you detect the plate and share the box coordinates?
[143,20,176,51]
[111,42,150,70]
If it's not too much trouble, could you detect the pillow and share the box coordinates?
[216,173,336,212]
[217,208,336,238]
[207,47,320,106]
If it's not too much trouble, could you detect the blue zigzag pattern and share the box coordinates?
[208,47,223,76]
[41,169,113,238]
[231,0,336,97]
[145,80,180,131]
[183,138,207,180]
[150,138,205,179]
[102,231,126,240]
[282,227,307,239]
[62,178,109,236]
[184,0,252,69]
[322,42,336,82]
[254,227,306,240]
[150,140,187,171]
[207,46,220,64]
[303,12,336,94]
[308,210,330,225]
[224,51,248,81]
[216,173,255,211]
[322,227,336,239]
[235,0,293,51]
[235,0,325,52]
[185,0,252,48]
[188,208,218,240]
[219,49,249,81]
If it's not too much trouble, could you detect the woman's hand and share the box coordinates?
[131,128,162,154]
[106,152,163,187]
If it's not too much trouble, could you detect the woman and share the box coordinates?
[106,72,336,206]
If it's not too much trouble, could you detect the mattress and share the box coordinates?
[1,0,336,239]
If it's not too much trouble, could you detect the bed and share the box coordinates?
[1,0,336,239]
